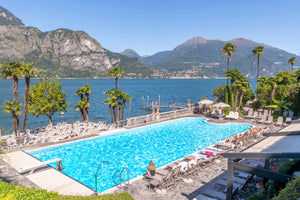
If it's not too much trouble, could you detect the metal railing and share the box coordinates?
[112,167,129,187]
[126,107,194,127]
[94,161,109,194]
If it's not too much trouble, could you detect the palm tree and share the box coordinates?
[1,100,22,136]
[108,66,124,89]
[21,62,37,133]
[238,80,250,110]
[75,85,92,121]
[222,43,237,85]
[252,46,265,82]
[1,62,23,100]
[267,98,290,116]
[224,68,241,107]
[288,57,296,72]
[234,74,247,107]
[120,92,132,121]
[104,96,114,123]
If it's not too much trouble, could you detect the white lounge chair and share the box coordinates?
[18,158,61,174]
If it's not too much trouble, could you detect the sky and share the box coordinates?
[1,0,300,56]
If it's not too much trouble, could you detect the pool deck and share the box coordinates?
[2,150,95,196]
[1,116,299,199]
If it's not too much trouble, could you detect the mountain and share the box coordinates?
[0,6,24,25]
[140,37,300,78]
[0,6,155,78]
[120,49,140,58]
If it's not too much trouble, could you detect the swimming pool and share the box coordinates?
[29,118,251,192]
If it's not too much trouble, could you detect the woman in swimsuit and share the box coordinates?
[146,161,156,176]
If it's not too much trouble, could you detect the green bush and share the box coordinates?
[247,160,300,200]
[272,176,300,200]
[0,179,134,200]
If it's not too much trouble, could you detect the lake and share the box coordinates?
[0,79,257,133]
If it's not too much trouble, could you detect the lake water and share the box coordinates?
[0,79,256,133]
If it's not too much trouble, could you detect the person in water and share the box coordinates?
[56,160,63,172]
[146,161,156,176]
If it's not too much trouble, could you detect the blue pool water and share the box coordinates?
[29,118,251,192]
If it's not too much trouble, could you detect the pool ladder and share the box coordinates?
[94,161,109,194]
[112,167,129,188]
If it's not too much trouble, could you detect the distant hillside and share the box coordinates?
[140,37,300,78]
[0,6,24,25]
[120,49,140,58]
[0,6,155,78]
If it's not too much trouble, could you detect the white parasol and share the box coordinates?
[198,99,214,105]
[213,102,230,108]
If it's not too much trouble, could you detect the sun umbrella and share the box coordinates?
[213,102,230,108]
[198,99,213,105]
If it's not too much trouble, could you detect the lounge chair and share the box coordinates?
[275,116,284,126]
[288,111,294,119]
[19,158,61,174]
[244,109,253,119]
[225,111,235,119]
[248,111,258,119]
[285,117,292,124]
[257,115,267,123]
[264,116,273,125]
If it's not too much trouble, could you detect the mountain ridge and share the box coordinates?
[0,6,155,78]
[138,36,300,78]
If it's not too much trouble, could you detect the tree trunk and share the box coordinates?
[23,77,30,133]
[257,55,260,83]
[122,101,125,125]
[270,85,275,105]
[115,98,119,122]
[109,105,113,123]
[115,77,118,89]
[80,108,84,121]
[12,112,17,136]
[238,91,244,110]
[112,106,116,123]
[13,75,18,100]
[16,115,20,136]
[235,86,239,107]
[49,115,53,127]
[118,106,121,125]
[85,93,89,121]
[227,56,230,86]
[291,64,294,72]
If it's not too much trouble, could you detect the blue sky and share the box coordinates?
[2,0,300,56]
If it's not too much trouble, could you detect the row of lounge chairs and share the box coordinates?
[0,121,117,149]
[146,126,272,191]
[145,144,232,190]
[244,109,292,126]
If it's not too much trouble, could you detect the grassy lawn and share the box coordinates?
[0,179,134,200]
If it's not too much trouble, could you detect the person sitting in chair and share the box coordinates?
[146,161,156,177]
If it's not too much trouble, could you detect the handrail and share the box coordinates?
[112,167,130,188]
[112,169,121,186]
[120,167,129,186]
[94,161,109,194]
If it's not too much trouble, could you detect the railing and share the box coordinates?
[112,167,129,188]
[223,152,300,200]
[145,101,190,108]
[94,161,109,194]
[126,107,194,127]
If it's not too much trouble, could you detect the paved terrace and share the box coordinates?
[113,121,300,200]
[0,116,297,199]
